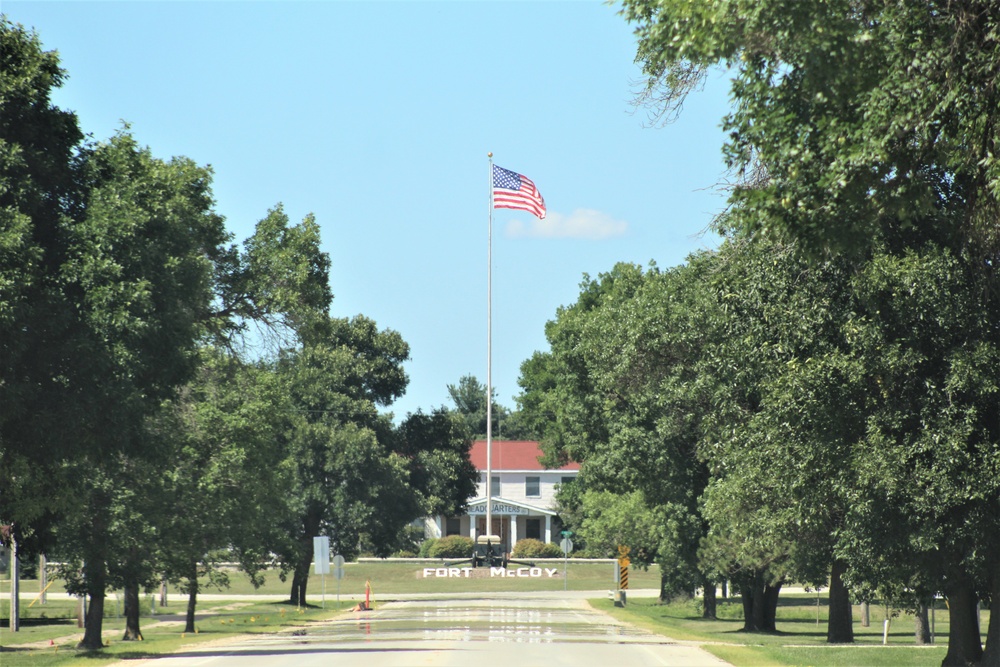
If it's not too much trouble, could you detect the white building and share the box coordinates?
[425,440,579,552]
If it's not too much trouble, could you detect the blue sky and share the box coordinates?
[7,1,733,420]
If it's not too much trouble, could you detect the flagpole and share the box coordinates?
[486,152,494,543]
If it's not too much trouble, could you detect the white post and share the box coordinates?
[931,597,935,643]
[39,554,47,605]
[486,152,494,539]
[9,530,19,632]
[544,515,552,544]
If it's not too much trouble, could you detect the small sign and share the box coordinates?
[313,536,330,574]
[332,554,345,568]
[560,538,573,554]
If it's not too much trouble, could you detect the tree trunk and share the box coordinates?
[121,580,143,641]
[981,572,1000,665]
[289,554,311,606]
[740,583,756,630]
[751,584,766,631]
[184,565,199,634]
[721,578,728,599]
[739,570,770,633]
[78,557,108,649]
[942,579,983,666]
[289,512,321,606]
[762,580,782,632]
[702,579,717,619]
[79,593,107,648]
[826,559,854,643]
[914,601,931,645]
[861,601,870,627]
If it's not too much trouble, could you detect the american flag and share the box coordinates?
[492,164,546,219]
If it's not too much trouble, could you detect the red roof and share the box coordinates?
[469,440,580,472]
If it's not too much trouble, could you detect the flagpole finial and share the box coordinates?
[487,152,493,158]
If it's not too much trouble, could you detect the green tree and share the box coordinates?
[446,374,511,439]
[693,237,858,637]
[393,408,479,520]
[155,350,292,633]
[56,129,228,648]
[278,315,411,605]
[839,244,1000,664]
[621,0,1000,260]
[212,204,331,349]
[0,18,86,557]
[619,3,1000,660]
[518,262,717,609]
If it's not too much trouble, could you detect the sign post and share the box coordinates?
[332,554,345,607]
[313,536,330,609]
[559,530,573,592]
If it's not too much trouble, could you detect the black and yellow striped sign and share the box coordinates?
[617,545,630,590]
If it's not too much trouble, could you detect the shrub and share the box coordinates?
[417,538,438,558]
[512,538,563,559]
[427,535,474,559]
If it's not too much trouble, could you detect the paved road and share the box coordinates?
[141,595,731,667]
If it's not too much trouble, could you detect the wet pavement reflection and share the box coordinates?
[286,598,672,646]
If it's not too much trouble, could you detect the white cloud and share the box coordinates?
[504,208,628,240]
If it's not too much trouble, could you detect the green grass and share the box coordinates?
[0,599,347,666]
[592,595,958,666]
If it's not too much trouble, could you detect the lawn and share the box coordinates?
[593,593,961,667]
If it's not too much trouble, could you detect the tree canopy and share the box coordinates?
[622,0,1000,260]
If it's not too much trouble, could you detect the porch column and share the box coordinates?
[434,516,443,539]
[544,515,552,543]
[510,516,519,551]
[469,515,477,540]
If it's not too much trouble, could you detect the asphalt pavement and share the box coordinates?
[113,593,732,667]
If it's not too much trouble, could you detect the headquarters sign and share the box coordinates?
[466,502,528,515]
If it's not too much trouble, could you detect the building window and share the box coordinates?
[446,517,461,536]
[482,473,500,497]
[526,518,541,540]
[561,476,575,486]
[525,476,540,497]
